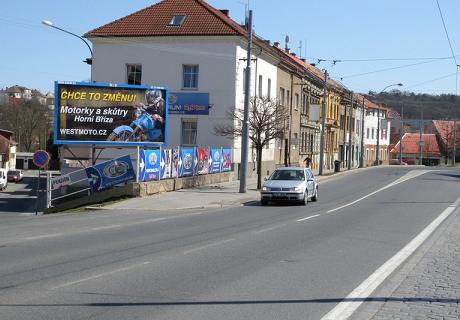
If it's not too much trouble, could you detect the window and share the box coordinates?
[258,75,263,97]
[372,128,375,139]
[181,119,197,145]
[294,93,299,110]
[287,90,290,107]
[169,15,186,26]
[367,128,370,139]
[183,65,199,89]
[127,64,142,85]
[267,78,271,99]
[279,88,285,105]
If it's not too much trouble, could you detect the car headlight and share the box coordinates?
[291,187,303,191]
[262,186,270,191]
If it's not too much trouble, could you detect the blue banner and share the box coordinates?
[86,155,135,192]
[171,148,179,178]
[209,148,222,173]
[139,149,161,182]
[179,148,195,177]
[222,149,232,172]
[168,92,209,115]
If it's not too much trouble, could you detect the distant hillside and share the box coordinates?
[368,90,460,120]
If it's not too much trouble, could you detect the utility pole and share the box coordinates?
[399,104,404,165]
[342,96,348,167]
[239,10,253,193]
[319,70,328,175]
[348,91,353,170]
[419,110,423,165]
[375,104,381,166]
[359,95,365,168]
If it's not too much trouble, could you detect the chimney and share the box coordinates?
[220,9,229,16]
[274,42,280,48]
[291,52,296,57]
[301,58,306,62]
[286,48,290,54]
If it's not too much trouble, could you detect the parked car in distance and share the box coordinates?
[260,167,318,206]
[0,169,8,191]
[7,169,23,182]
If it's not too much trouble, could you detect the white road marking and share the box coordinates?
[91,225,121,231]
[296,214,321,222]
[253,226,277,234]
[51,261,151,290]
[320,195,460,320]
[24,233,63,241]
[327,170,428,213]
[183,238,236,254]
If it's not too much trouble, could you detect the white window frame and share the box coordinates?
[183,65,199,90]
[126,64,142,85]
[181,119,197,146]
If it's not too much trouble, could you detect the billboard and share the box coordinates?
[168,92,209,115]
[85,155,135,192]
[160,149,172,179]
[54,82,168,146]
[139,149,161,182]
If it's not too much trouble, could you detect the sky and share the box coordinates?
[1,0,459,96]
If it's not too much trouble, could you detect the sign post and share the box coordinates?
[33,150,50,215]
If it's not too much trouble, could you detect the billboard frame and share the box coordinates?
[54,81,169,147]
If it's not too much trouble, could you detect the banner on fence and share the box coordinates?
[209,148,222,173]
[179,148,194,177]
[160,149,172,179]
[139,149,161,182]
[222,148,232,172]
[171,148,179,178]
[86,155,135,192]
[196,147,209,175]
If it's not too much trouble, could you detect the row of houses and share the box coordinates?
[79,0,392,176]
[0,85,54,108]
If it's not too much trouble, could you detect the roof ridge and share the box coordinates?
[196,0,248,37]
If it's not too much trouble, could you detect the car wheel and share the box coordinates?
[311,187,318,202]
[261,199,268,206]
[301,192,308,205]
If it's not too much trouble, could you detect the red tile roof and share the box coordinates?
[390,133,440,156]
[85,0,247,38]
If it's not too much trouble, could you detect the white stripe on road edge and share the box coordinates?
[327,170,428,214]
[320,195,460,320]
[51,261,151,290]
[183,238,236,254]
[91,225,121,231]
[297,214,320,222]
[24,233,63,241]
[253,226,278,234]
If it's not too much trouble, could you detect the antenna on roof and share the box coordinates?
[285,35,290,51]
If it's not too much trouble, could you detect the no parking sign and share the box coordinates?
[33,150,50,168]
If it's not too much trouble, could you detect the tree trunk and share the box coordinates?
[256,147,263,190]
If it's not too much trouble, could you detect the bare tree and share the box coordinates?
[0,99,52,152]
[214,97,288,189]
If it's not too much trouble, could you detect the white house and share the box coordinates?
[363,99,391,166]
[85,0,280,175]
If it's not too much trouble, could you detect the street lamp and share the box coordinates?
[375,83,403,166]
[42,20,93,65]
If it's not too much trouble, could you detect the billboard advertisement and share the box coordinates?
[85,155,135,192]
[222,148,232,172]
[139,149,161,182]
[54,82,168,146]
[171,148,179,178]
[179,148,194,177]
[209,148,222,173]
[168,92,209,115]
[160,149,172,179]
[196,147,209,175]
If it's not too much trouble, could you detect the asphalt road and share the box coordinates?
[0,167,459,320]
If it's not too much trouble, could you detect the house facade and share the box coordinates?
[0,129,17,170]
[363,101,391,166]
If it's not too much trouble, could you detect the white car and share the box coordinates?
[260,167,318,206]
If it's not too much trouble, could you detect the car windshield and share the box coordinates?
[270,170,305,181]
[7,171,19,176]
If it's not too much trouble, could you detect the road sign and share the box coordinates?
[33,150,50,168]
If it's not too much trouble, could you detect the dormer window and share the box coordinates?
[169,15,186,26]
